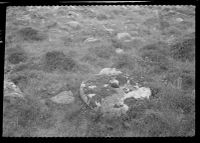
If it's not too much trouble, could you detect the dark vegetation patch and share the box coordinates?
[3,96,55,136]
[111,54,136,70]
[88,45,115,60]
[125,100,147,120]
[42,50,77,72]
[170,38,195,62]
[6,46,28,65]
[177,114,195,136]
[159,20,170,31]
[10,59,43,73]
[141,112,173,137]
[17,27,47,42]
[5,32,20,47]
[162,26,182,39]
[87,115,125,137]
[96,13,108,21]
[161,90,195,115]
[63,74,86,95]
[17,100,54,129]
[140,42,170,55]
[81,53,98,66]
[139,42,173,74]
[8,70,44,95]
[78,8,97,19]
[164,69,195,91]
[111,39,132,51]
[139,42,170,65]
[62,36,74,47]
[174,21,194,31]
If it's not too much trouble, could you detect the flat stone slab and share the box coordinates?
[50,91,75,104]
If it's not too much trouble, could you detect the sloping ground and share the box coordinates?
[3,6,195,137]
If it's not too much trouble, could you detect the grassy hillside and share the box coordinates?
[3,5,195,137]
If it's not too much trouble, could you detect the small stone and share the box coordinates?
[84,37,99,43]
[50,91,74,104]
[117,32,132,40]
[110,79,119,88]
[67,21,81,30]
[87,94,96,98]
[110,83,119,88]
[115,48,124,54]
[88,85,97,89]
[98,68,122,75]
[176,18,184,22]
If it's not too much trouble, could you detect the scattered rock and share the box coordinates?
[115,48,124,54]
[98,68,122,75]
[80,68,151,117]
[103,25,114,33]
[117,32,132,41]
[122,87,151,99]
[67,21,81,30]
[50,91,75,104]
[84,37,99,43]
[176,18,184,22]
[4,80,24,98]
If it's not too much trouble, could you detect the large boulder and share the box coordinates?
[80,68,151,117]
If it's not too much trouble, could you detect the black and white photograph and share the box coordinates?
[3,5,195,137]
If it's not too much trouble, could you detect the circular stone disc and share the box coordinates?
[80,72,142,116]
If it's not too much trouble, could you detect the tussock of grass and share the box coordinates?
[11,59,43,73]
[6,46,28,65]
[164,69,195,91]
[138,42,174,74]
[141,111,173,137]
[170,38,195,62]
[42,50,77,72]
[111,53,136,70]
[96,13,108,21]
[88,45,115,60]
[17,27,47,42]
[6,63,48,100]
[81,53,99,66]
[161,89,195,115]
[111,39,132,51]
[3,96,55,136]
[5,33,20,47]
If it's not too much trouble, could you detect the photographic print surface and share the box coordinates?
[3,5,195,137]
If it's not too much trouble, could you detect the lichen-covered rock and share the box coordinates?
[50,91,75,104]
[80,68,151,117]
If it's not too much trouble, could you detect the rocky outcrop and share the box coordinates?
[80,68,151,117]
